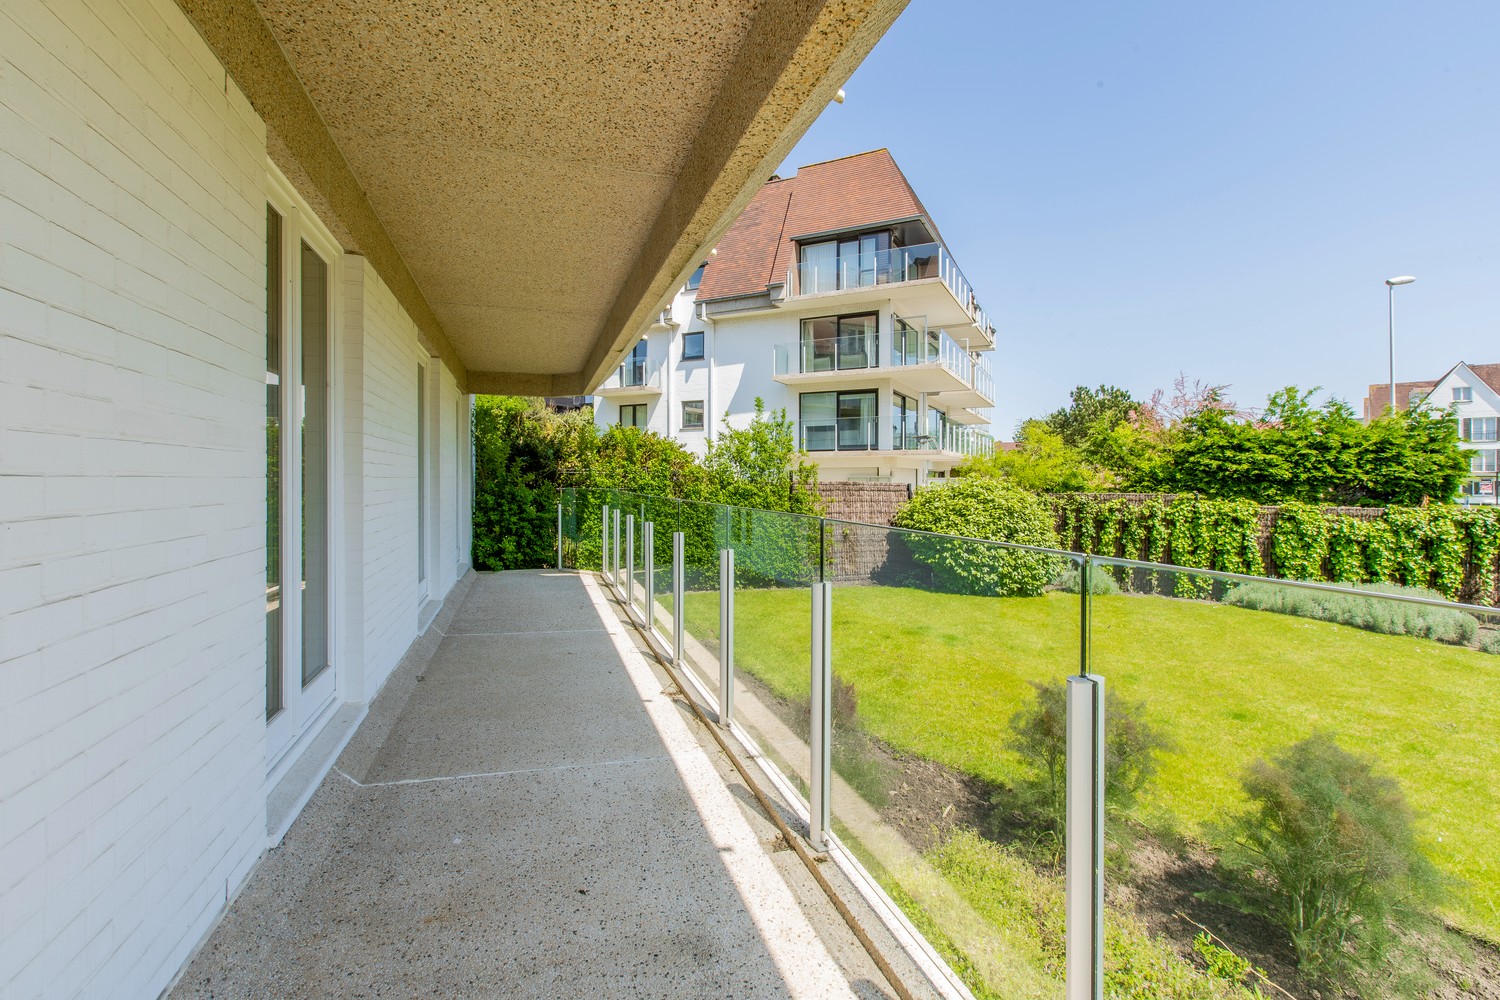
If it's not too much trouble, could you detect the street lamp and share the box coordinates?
[1385,276,1416,415]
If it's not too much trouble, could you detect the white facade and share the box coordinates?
[0,1,472,996]
[594,266,998,487]
[1416,363,1500,504]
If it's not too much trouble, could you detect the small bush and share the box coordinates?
[1052,565,1121,595]
[1480,632,1500,655]
[1223,580,1478,645]
[1191,933,1256,986]
[893,479,1064,597]
[1003,679,1172,839]
[1212,732,1445,990]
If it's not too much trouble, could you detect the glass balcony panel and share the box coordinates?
[798,418,879,452]
[825,517,1083,997]
[724,506,821,800]
[676,499,725,705]
[1087,558,1500,994]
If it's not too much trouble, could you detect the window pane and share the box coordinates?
[417,365,426,584]
[800,316,837,372]
[682,400,704,430]
[800,391,836,451]
[265,207,283,719]
[301,242,330,687]
[800,241,836,294]
[838,391,877,450]
[686,263,705,290]
[682,331,704,360]
[837,313,877,369]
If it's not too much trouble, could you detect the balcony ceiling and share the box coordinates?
[178,0,906,394]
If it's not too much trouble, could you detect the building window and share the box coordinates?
[797,231,892,293]
[619,403,647,428]
[264,173,340,746]
[892,393,918,449]
[928,406,948,448]
[800,390,877,451]
[798,313,877,372]
[685,262,706,291]
[265,206,283,719]
[1462,417,1497,442]
[417,365,426,592]
[681,331,704,361]
[1472,450,1498,474]
[682,400,705,430]
[1454,386,1474,402]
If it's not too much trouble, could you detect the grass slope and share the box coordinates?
[682,585,1500,943]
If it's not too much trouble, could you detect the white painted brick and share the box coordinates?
[2,0,271,995]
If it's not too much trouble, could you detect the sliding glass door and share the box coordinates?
[799,390,878,451]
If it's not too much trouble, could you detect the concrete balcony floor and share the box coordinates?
[169,570,913,999]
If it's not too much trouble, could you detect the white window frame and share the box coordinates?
[265,162,346,778]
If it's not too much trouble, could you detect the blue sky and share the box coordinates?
[778,1,1500,436]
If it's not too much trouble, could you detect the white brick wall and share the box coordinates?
[0,0,267,997]
[341,258,467,704]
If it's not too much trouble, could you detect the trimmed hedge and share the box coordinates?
[1051,494,1500,605]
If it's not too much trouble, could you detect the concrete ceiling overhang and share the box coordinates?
[174,0,907,395]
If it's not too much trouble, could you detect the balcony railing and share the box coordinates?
[912,424,993,457]
[773,335,880,376]
[787,241,994,337]
[797,417,879,453]
[892,318,996,407]
[597,356,662,392]
[562,488,1500,1000]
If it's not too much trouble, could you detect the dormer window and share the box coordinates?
[797,231,891,293]
[685,262,706,292]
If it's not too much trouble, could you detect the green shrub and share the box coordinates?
[1223,580,1478,645]
[1481,632,1500,655]
[1052,565,1121,595]
[1212,732,1445,990]
[893,479,1064,597]
[1003,679,1171,839]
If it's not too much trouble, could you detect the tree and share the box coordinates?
[702,397,822,514]
[1150,387,1468,505]
[1041,384,1139,449]
[958,420,1095,492]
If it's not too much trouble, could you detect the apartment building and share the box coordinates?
[1365,361,1500,503]
[0,0,901,995]
[594,149,997,486]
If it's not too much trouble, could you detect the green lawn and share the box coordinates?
[683,584,1500,943]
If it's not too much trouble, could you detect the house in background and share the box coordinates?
[593,150,997,486]
[0,0,902,995]
[1365,362,1500,503]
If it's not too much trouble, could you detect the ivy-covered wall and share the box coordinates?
[1051,494,1500,605]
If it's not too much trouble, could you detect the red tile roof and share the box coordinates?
[696,149,930,302]
[1364,363,1500,417]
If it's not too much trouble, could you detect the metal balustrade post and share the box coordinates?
[601,504,610,579]
[718,546,734,728]
[1066,673,1106,1000]
[672,532,685,667]
[613,509,622,588]
[643,522,654,628]
[625,515,635,608]
[809,580,833,853]
[556,502,563,570]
